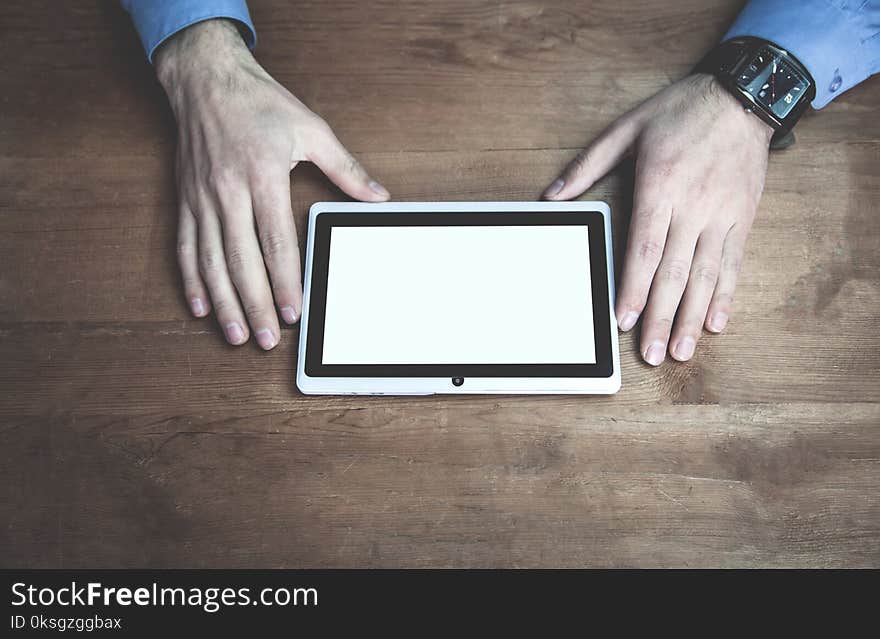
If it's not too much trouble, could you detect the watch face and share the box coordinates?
[737,47,810,119]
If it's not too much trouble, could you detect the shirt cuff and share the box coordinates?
[723,0,874,109]
[122,0,256,63]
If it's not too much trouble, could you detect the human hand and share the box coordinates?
[156,19,389,349]
[544,74,773,365]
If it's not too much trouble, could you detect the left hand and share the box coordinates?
[544,74,773,365]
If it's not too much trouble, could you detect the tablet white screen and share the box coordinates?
[321,225,595,364]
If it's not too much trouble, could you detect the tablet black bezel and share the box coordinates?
[305,210,614,378]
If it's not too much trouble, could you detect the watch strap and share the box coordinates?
[694,36,815,146]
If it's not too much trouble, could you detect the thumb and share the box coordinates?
[543,113,643,201]
[307,123,390,202]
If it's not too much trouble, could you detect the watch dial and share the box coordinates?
[736,47,809,119]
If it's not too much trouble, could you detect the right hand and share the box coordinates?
[155,19,390,350]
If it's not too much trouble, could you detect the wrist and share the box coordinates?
[692,73,775,144]
[155,19,253,95]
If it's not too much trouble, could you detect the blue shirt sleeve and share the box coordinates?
[724,0,880,108]
[121,0,257,63]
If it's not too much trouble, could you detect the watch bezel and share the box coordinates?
[701,36,816,138]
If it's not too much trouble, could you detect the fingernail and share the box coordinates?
[673,336,695,361]
[190,298,206,317]
[255,328,277,350]
[281,305,298,324]
[544,178,565,199]
[708,312,729,333]
[368,180,390,199]
[225,322,246,345]
[644,342,665,367]
[619,311,638,332]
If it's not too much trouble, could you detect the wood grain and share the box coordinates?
[0,0,878,567]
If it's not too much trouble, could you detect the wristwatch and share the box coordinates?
[695,36,815,148]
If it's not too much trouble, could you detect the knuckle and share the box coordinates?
[660,258,690,284]
[259,229,289,261]
[694,175,713,200]
[225,244,249,272]
[620,298,647,316]
[198,250,223,277]
[634,238,665,264]
[334,146,361,175]
[643,158,676,186]
[677,309,706,332]
[206,164,239,193]
[345,154,362,175]
[310,115,332,135]
[176,240,196,261]
[305,116,334,144]
[249,168,274,195]
[713,291,734,307]
[633,203,665,226]
[692,262,719,285]
[211,296,235,315]
[645,315,674,335]
[570,148,590,174]
[243,301,269,319]
[721,253,742,274]
[181,275,201,292]
[185,190,207,215]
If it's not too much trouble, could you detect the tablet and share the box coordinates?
[296,202,620,395]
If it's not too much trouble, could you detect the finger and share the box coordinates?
[215,188,281,350]
[196,199,250,346]
[639,223,699,366]
[177,200,211,318]
[543,113,644,201]
[706,222,749,333]
[614,157,674,333]
[668,231,724,361]
[307,122,390,202]
[252,172,303,324]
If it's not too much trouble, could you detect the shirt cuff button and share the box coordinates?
[829,70,843,93]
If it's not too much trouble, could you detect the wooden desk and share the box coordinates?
[1,1,878,567]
